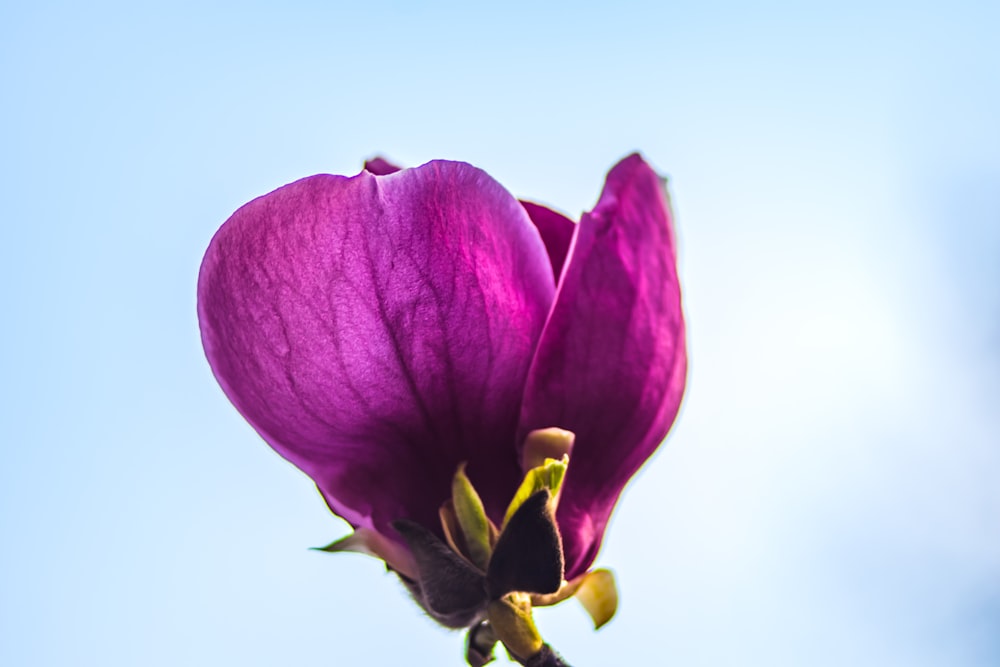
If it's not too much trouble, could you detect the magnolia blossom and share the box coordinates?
[198,154,686,665]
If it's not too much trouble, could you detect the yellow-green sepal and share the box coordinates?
[502,456,568,529]
[486,594,543,662]
[574,568,618,629]
[312,527,418,581]
[451,463,493,571]
[529,567,618,630]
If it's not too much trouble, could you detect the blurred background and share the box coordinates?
[2,1,997,665]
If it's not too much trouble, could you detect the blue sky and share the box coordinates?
[2,1,998,665]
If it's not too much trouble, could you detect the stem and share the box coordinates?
[520,644,572,667]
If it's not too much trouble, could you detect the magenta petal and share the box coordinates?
[519,201,576,281]
[363,156,402,175]
[517,154,687,578]
[198,161,556,543]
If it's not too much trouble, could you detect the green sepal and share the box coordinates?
[502,456,567,529]
[452,463,493,571]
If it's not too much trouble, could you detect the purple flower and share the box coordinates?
[198,153,685,600]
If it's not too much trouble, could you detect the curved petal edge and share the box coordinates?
[517,153,687,577]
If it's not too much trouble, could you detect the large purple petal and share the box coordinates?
[517,154,687,578]
[519,201,576,281]
[199,161,556,544]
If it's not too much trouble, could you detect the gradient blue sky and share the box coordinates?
[2,1,998,665]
